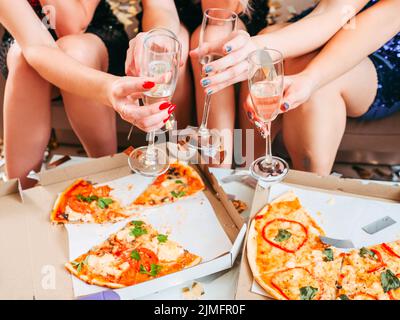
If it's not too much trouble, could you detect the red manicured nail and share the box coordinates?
[159,102,171,110]
[143,81,155,89]
[163,116,171,123]
[168,105,176,114]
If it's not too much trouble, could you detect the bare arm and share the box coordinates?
[141,0,180,35]
[39,0,100,37]
[253,0,370,58]
[0,0,116,106]
[304,0,400,90]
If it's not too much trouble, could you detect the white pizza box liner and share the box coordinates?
[249,183,400,297]
[235,170,400,300]
[66,174,234,298]
[0,152,245,300]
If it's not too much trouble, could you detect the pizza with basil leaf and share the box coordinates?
[51,179,129,224]
[65,220,201,288]
[248,192,400,300]
[131,162,205,207]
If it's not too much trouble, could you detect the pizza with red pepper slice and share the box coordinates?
[51,179,129,224]
[337,242,400,300]
[65,220,201,288]
[131,162,205,207]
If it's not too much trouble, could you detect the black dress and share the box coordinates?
[0,0,129,78]
[137,0,269,35]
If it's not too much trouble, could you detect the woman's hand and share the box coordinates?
[280,73,319,112]
[107,77,176,132]
[190,30,258,94]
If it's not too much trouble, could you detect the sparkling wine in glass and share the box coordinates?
[128,34,181,176]
[187,8,238,152]
[248,49,289,183]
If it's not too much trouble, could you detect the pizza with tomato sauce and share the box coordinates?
[247,192,343,300]
[65,220,201,288]
[131,162,205,207]
[247,192,400,300]
[51,179,129,224]
[338,242,400,300]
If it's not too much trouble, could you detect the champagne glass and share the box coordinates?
[127,28,178,141]
[248,49,289,183]
[128,34,181,176]
[187,8,238,152]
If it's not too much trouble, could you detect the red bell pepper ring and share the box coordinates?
[381,243,400,259]
[366,249,386,273]
[262,218,308,253]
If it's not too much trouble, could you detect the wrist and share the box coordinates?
[299,69,321,92]
[104,74,120,108]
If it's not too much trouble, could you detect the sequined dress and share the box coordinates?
[289,0,400,120]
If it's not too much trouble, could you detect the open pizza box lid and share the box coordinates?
[234,170,400,300]
[0,152,246,300]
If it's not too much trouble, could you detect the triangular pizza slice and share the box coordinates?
[131,162,205,207]
[65,220,201,288]
[51,179,129,224]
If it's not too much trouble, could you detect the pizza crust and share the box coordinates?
[65,255,202,290]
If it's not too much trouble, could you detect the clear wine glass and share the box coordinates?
[248,49,289,183]
[126,28,178,141]
[187,8,238,152]
[128,34,181,176]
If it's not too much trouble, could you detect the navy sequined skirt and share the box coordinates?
[288,1,400,121]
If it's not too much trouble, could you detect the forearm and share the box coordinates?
[252,0,369,58]
[0,1,115,106]
[142,1,180,35]
[305,0,400,90]
[26,46,116,106]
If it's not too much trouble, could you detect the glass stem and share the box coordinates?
[199,94,212,136]
[264,122,273,167]
[145,130,157,165]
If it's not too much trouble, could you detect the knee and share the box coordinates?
[56,34,107,70]
[6,44,34,76]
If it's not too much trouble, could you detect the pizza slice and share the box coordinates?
[256,258,342,300]
[65,220,201,289]
[132,162,205,207]
[51,179,129,224]
[336,244,398,300]
[248,192,331,275]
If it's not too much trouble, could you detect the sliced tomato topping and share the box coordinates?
[135,247,159,272]
[349,292,378,300]
[270,267,322,300]
[262,218,308,253]
[381,243,400,259]
[67,197,93,214]
[366,249,386,273]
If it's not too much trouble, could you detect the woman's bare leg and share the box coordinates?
[283,56,378,175]
[190,22,246,167]
[4,43,52,188]
[56,34,117,158]
[172,24,194,129]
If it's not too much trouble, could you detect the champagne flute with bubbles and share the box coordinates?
[248,49,289,183]
[128,33,181,176]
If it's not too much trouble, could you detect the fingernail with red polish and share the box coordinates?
[163,116,170,123]
[280,102,290,112]
[159,102,171,110]
[143,81,155,89]
[168,105,176,114]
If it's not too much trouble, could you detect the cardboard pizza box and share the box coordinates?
[234,170,400,300]
[0,152,246,300]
